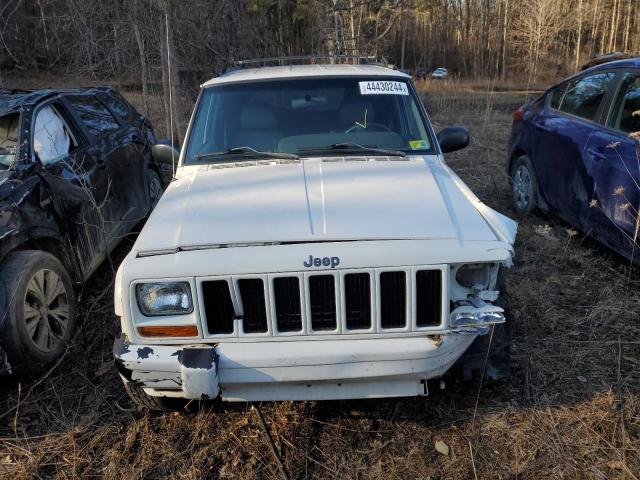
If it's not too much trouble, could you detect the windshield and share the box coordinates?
[184,77,434,163]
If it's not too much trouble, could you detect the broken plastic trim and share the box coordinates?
[449,301,505,335]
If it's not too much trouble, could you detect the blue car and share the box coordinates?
[508,57,640,263]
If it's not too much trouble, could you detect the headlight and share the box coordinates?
[455,264,490,289]
[136,282,193,316]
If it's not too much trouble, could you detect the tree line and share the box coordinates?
[1,0,638,138]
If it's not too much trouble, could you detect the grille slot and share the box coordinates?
[201,280,235,334]
[273,277,303,332]
[344,273,371,330]
[416,270,442,327]
[309,275,337,331]
[380,271,407,328]
[238,279,268,333]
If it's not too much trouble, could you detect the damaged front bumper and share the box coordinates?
[113,334,478,402]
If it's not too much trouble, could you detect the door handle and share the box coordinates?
[586,148,606,161]
[97,158,107,169]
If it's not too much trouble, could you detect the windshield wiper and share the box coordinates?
[298,142,406,158]
[196,146,299,161]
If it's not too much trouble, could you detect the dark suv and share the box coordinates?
[0,87,169,375]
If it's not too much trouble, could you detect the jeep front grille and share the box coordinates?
[199,266,446,338]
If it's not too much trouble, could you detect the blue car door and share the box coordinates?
[583,70,640,253]
[531,71,616,227]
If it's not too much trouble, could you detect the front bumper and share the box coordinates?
[113,334,476,401]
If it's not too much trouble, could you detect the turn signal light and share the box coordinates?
[512,106,524,124]
[137,325,198,337]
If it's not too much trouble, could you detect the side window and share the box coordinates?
[33,104,82,165]
[551,72,615,121]
[549,84,568,110]
[609,72,640,137]
[66,95,120,138]
[97,92,131,121]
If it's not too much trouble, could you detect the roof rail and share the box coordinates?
[221,54,385,75]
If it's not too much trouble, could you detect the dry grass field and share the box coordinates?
[1,79,639,479]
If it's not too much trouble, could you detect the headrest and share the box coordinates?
[0,114,18,142]
[240,103,277,130]
[338,98,375,126]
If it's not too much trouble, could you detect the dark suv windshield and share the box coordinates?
[184,77,434,163]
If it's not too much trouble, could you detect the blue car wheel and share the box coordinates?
[511,156,538,215]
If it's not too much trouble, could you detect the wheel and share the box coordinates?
[147,169,164,211]
[0,250,76,375]
[510,155,538,215]
[123,381,190,412]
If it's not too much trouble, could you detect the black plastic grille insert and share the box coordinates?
[238,279,268,333]
[344,273,371,330]
[201,280,235,335]
[309,275,337,331]
[380,271,406,328]
[273,277,303,332]
[416,270,442,327]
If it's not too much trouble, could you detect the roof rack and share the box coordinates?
[221,54,386,74]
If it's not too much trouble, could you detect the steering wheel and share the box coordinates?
[345,122,392,134]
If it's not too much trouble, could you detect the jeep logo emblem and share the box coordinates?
[304,255,340,269]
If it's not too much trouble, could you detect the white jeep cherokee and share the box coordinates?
[113,63,517,410]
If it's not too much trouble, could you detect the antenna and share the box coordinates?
[165,13,175,177]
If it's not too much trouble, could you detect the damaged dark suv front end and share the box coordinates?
[0,87,167,375]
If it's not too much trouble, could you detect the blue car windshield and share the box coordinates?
[184,77,435,163]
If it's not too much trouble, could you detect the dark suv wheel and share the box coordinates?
[0,250,76,375]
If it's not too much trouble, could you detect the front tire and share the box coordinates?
[510,155,539,215]
[0,251,76,376]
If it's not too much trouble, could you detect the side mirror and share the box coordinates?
[437,126,469,153]
[151,139,180,167]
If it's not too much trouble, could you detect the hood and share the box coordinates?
[134,156,509,254]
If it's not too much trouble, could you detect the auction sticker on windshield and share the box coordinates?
[359,81,409,95]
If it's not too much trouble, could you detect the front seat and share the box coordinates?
[0,114,18,152]
[237,103,281,152]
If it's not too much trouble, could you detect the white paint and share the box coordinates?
[203,64,410,88]
[117,335,475,401]
[135,156,503,255]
